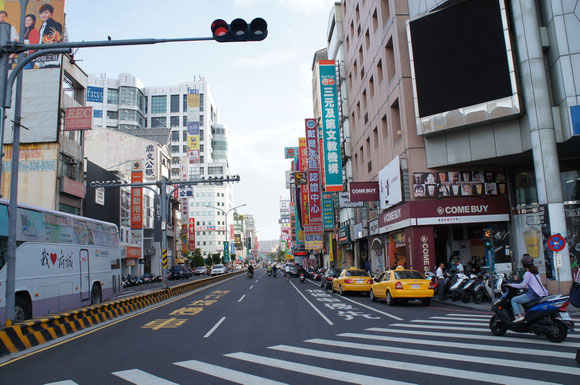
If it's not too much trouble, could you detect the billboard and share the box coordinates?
[130,161,143,229]
[188,218,196,252]
[378,157,402,211]
[186,91,200,164]
[2,0,66,69]
[284,147,298,159]
[349,181,379,202]
[305,119,321,224]
[318,60,343,191]
[64,107,92,131]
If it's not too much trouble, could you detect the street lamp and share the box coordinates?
[209,203,246,268]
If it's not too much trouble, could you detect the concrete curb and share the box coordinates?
[0,270,246,357]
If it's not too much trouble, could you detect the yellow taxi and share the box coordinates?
[370,268,434,306]
[331,268,374,296]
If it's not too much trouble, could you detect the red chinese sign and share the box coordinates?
[131,162,143,229]
[188,218,196,252]
[305,119,321,224]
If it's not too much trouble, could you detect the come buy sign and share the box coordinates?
[65,107,93,131]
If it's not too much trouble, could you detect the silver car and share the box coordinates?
[210,264,226,275]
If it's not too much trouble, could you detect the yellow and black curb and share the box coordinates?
[0,270,246,357]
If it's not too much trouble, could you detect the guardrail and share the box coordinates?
[0,270,246,357]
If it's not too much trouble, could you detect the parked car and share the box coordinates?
[211,264,226,276]
[331,268,373,296]
[370,268,434,306]
[320,268,342,290]
[168,265,187,280]
[182,266,193,278]
[194,266,207,276]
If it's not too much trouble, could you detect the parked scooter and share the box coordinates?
[461,274,482,303]
[449,273,469,301]
[490,285,574,342]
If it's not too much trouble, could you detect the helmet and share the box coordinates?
[521,254,534,266]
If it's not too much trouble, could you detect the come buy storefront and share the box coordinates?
[373,197,510,274]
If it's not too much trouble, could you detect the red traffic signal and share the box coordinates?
[211,18,268,43]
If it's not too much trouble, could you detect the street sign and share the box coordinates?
[224,241,229,262]
[554,252,562,268]
[547,234,566,252]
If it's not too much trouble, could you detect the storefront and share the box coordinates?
[338,225,353,268]
[378,197,510,274]
[369,218,385,275]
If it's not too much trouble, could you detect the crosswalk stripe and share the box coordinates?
[339,333,575,359]
[224,352,413,385]
[304,338,580,376]
[446,313,491,317]
[269,344,559,385]
[112,369,179,385]
[44,381,79,385]
[385,324,580,343]
[429,316,491,321]
[174,359,287,385]
[413,319,488,325]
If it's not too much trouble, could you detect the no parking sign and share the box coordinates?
[547,234,566,252]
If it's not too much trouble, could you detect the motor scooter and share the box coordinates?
[248,270,254,279]
[273,269,277,278]
[490,285,574,342]
[449,273,469,301]
[459,273,479,303]
[299,272,305,283]
[267,269,272,276]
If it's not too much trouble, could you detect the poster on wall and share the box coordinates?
[513,207,546,275]
[412,170,507,198]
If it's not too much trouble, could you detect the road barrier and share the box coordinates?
[0,270,246,357]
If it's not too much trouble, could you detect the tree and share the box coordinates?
[192,249,204,267]
[212,253,222,265]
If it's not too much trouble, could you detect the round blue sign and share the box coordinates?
[547,234,566,252]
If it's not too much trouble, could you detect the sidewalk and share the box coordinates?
[433,297,580,316]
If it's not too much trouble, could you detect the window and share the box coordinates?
[369,76,375,98]
[151,117,166,128]
[171,131,179,141]
[170,95,180,113]
[372,9,378,32]
[386,37,396,82]
[151,95,167,113]
[373,127,379,149]
[106,110,118,119]
[182,94,188,111]
[208,166,223,175]
[172,156,179,164]
[200,115,204,126]
[199,94,205,112]
[380,0,390,26]
[200,144,204,153]
[182,131,187,141]
[183,116,187,126]
[391,98,402,144]
[381,113,388,140]
[93,109,102,118]
[107,89,118,104]
[377,59,384,84]
[170,116,180,127]
[182,145,188,153]
[200,130,204,140]
[171,145,179,153]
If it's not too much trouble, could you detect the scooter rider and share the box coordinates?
[267,264,273,275]
[248,263,254,278]
[508,254,549,322]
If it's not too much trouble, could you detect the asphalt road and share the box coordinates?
[1,268,579,384]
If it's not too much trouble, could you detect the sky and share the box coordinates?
[64,0,336,241]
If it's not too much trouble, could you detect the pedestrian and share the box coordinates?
[453,259,464,273]
[437,263,446,301]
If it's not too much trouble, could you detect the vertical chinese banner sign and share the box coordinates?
[131,161,143,260]
[319,60,343,192]
[188,218,196,252]
[187,90,200,164]
[305,119,323,250]
[298,137,309,226]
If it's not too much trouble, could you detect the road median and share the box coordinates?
[0,270,246,357]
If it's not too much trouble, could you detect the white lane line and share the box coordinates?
[204,316,226,338]
[368,327,580,348]
[238,295,246,303]
[338,333,575,359]
[112,369,179,384]
[44,381,79,385]
[225,352,412,385]
[339,295,403,321]
[174,360,286,385]
[413,319,488,325]
[289,280,334,325]
[250,285,254,290]
[446,313,491,317]
[269,345,557,385]
[429,316,491,321]
[255,280,259,283]
[305,338,580,376]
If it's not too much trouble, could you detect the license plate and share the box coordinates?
[356,280,364,284]
[561,312,571,321]
[412,284,420,289]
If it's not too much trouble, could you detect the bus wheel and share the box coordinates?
[91,284,102,305]
[15,294,31,322]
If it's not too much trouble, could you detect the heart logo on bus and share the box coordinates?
[50,253,57,265]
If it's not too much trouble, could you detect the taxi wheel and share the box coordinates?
[370,289,376,302]
[386,291,395,306]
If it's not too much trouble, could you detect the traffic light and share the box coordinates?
[483,228,492,248]
[211,18,268,42]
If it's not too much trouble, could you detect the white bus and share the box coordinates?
[0,199,122,322]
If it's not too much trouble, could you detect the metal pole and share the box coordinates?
[159,178,169,289]
[0,23,10,198]
[4,0,28,325]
